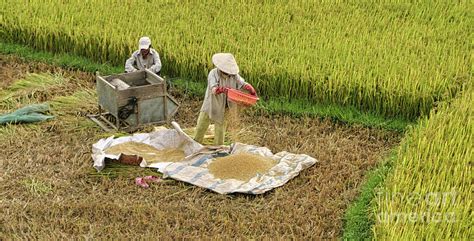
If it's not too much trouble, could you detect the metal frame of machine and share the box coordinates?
[88,69,180,132]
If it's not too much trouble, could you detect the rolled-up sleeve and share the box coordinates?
[208,70,220,94]
[150,51,162,74]
[125,53,137,73]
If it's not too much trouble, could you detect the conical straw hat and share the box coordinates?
[212,53,239,75]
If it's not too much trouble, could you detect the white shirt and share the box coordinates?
[200,68,247,124]
[125,48,162,74]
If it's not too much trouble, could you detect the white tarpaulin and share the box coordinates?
[91,122,318,194]
[92,122,203,171]
[161,143,318,194]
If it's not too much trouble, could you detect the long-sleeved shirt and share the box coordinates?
[125,48,162,74]
[200,68,247,124]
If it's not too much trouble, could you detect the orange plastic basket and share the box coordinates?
[227,88,259,106]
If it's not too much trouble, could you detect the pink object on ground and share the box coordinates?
[135,176,162,188]
[135,177,149,188]
[143,176,162,183]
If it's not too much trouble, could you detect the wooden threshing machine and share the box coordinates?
[89,69,179,132]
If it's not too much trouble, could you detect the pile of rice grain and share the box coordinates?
[208,152,277,182]
[105,141,185,163]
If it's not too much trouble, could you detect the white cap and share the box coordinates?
[139,36,151,50]
[212,53,239,75]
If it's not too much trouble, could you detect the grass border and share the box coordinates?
[0,41,121,74]
[171,81,412,132]
[342,152,396,240]
[1,41,412,132]
[256,99,411,132]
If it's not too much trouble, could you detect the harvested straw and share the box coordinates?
[208,152,277,181]
[105,142,185,163]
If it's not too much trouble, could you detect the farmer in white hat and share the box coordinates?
[194,53,257,145]
[125,36,162,74]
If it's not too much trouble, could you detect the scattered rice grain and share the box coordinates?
[105,141,185,163]
[208,152,277,181]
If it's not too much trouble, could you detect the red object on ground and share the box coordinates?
[227,88,259,106]
[118,154,143,166]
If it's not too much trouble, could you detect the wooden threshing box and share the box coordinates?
[90,69,179,131]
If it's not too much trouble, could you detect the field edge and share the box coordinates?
[0,41,412,132]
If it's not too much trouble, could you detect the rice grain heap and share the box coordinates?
[105,142,185,163]
[208,153,277,182]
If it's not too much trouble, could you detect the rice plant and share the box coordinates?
[1,1,470,120]
[373,86,472,239]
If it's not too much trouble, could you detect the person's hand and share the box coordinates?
[214,86,229,95]
[243,84,257,96]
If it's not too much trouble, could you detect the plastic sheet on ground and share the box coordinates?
[92,122,203,171]
[0,103,54,125]
[91,122,318,194]
[162,142,318,194]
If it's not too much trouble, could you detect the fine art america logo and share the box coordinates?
[376,190,457,224]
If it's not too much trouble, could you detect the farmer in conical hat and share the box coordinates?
[194,53,257,145]
[125,36,162,74]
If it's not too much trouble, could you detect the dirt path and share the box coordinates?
[0,55,400,239]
